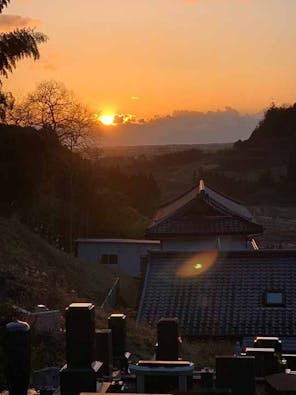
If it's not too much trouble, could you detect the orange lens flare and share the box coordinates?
[175,251,219,278]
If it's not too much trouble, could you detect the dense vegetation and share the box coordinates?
[230,104,296,169]
[0,124,160,251]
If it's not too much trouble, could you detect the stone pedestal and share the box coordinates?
[216,355,255,395]
[60,366,97,395]
[95,329,113,376]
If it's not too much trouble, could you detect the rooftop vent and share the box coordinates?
[199,179,205,194]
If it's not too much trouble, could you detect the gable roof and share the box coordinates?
[137,250,296,337]
[147,180,263,237]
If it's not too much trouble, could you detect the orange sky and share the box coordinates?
[2,0,296,119]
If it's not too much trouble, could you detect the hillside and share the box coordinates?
[232,104,296,168]
[0,217,119,312]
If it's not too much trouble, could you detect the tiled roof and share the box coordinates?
[147,180,263,237]
[147,215,263,236]
[137,250,296,337]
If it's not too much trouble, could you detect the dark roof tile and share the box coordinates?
[147,181,263,237]
[137,250,296,337]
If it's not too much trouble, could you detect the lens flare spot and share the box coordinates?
[194,263,203,270]
[176,251,218,278]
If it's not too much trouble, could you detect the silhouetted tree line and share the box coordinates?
[229,104,296,169]
[194,161,296,205]
[0,124,160,251]
[100,166,160,216]
[100,148,205,176]
[150,148,205,167]
[248,103,296,141]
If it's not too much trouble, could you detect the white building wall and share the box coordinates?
[77,241,160,277]
[219,235,248,250]
[77,235,252,277]
[162,236,248,251]
[162,238,217,251]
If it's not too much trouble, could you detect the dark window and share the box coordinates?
[100,254,118,265]
[109,255,118,265]
[264,291,284,306]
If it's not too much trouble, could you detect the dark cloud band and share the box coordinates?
[101,108,261,146]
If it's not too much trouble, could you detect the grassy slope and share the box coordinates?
[0,217,118,311]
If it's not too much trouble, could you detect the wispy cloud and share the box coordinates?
[0,14,41,32]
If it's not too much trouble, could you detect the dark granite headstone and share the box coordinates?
[156,318,180,361]
[60,365,98,395]
[4,321,31,395]
[282,354,296,371]
[245,347,279,377]
[216,355,255,395]
[32,367,60,391]
[65,303,95,369]
[108,313,126,359]
[61,303,98,395]
[254,337,282,353]
[200,367,214,388]
[95,329,113,376]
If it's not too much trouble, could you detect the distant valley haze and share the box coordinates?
[100,107,262,146]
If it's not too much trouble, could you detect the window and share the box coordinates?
[264,291,284,307]
[100,254,118,265]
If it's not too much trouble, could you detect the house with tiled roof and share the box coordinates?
[147,179,263,251]
[77,180,263,276]
[138,181,296,344]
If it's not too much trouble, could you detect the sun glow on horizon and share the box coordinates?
[95,111,136,126]
[99,114,115,126]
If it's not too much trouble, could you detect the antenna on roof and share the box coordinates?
[199,179,205,194]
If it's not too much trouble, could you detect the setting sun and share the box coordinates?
[100,114,115,126]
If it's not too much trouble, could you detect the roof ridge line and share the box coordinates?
[205,195,258,223]
[157,185,197,209]
[205,183,246,206]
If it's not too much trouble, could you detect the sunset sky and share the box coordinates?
[1,0,296,143]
